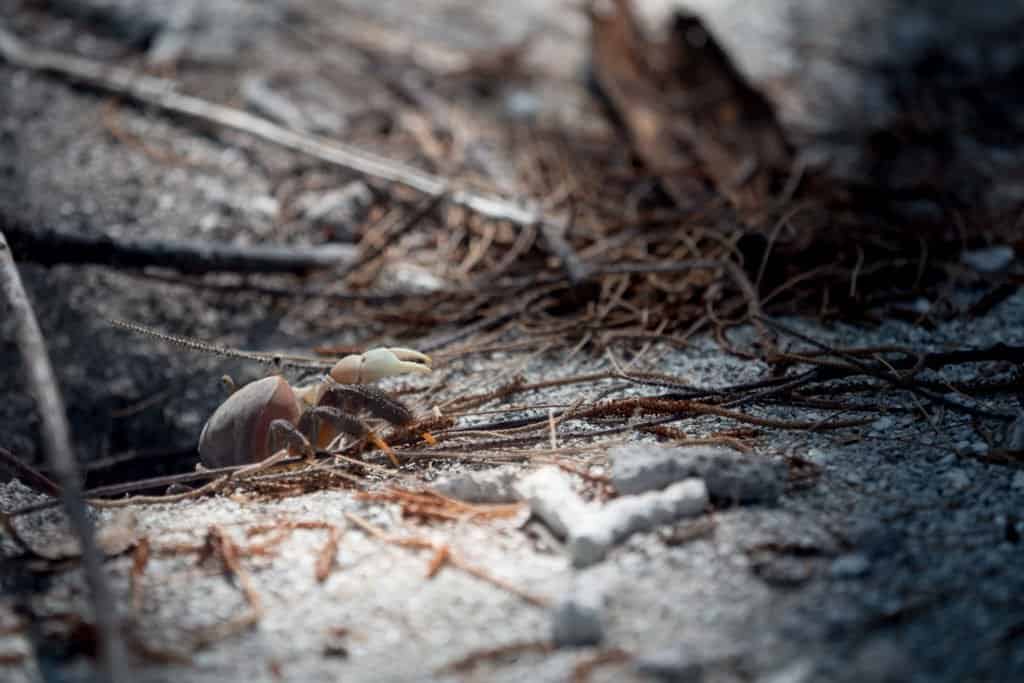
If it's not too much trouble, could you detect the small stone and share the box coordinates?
[829,553,871,579]
[249,195,280,218]
[551,576,606,647]
[961,245,1015,272]
[910,297,931,314]
[1004,411,1024,452]
[941,469,971,494]
[570,479,708,568]
[515,467,591,539]
[633,646,703,682]
[803,448,829,465]
[845,522,902,559]
[433,467,520,503]
[503,89,542,119]
[609,444,782,504]
[760,658,817,683]
[849,637,912,683]
[871,416,895,432]
[385,262,447,293]
[1011,470,1024,492]
[199,211,220,232]
[296,181,373,242]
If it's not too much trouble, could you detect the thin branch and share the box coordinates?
[2,217,356,275]
[0,446,61,496]
[0,230,128,682]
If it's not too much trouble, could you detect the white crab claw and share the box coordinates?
[329,347,432,384]
[384,347,432,368]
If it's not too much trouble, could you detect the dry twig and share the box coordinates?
[2,217,356,275]
[0,230,128,682]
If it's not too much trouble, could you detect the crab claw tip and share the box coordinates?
[385,347,432,367]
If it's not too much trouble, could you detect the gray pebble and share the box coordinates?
[829,553,871,579]
[633,646,704,682]
[940,469,971,494]
[515,467,591,539]
[961,245,1015,273]
[432,467,521,504]
[847,637,913,683]
[870,416,895,433]
[296,181,374,241]
[551,575,606,647]
[610,444,782,504]
[1004,411,1024,452]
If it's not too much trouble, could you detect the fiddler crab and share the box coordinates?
[108,318,434,469]
[199,347,434,469]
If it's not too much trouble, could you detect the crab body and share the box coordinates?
[197,348,431,468]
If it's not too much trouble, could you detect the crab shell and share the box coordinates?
[198,376,300,468]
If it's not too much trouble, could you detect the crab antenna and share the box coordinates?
[106,318,332,371]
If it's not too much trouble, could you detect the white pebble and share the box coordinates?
[515,467,591,539]
[941,469,971,494]
[961,245,1015,272]
[433,467,520,503]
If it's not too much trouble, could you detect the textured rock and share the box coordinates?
[514,466,592,539]
[432,467,520,503]
[829,553,871,579]
[633,646,705,683]
[517,467,709,567]
[961,246,1016,273]
[609,444,782,503]
[570,479,708,568]
[1005,411,1024,452]
[551,575,606,647]
[295,181,374,242]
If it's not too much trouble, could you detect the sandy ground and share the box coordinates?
[4,297,1024,682]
